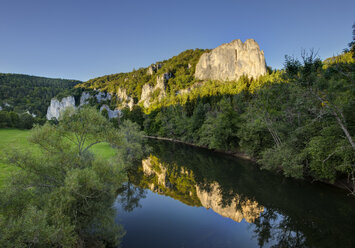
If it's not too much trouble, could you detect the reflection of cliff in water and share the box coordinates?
[125,140,355,248]
[133,155,264,224]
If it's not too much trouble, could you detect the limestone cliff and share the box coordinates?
[47,90,120,120]
[46,96,76,120]
[79,92,91,106]
[195,39,267,81]
[139,72,171,108]
[117,88,134,110]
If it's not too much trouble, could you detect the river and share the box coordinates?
[114,140,355,248]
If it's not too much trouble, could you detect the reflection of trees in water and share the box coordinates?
[143,140,355,248]
[252,209,307,248]
[116,181,147,212]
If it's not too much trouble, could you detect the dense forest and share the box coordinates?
[109,44,354,193]
[2,28,354,193]
[0,73,80,119]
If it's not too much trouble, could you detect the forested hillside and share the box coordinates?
[0,73,80,117]
[112,50,355,193]
[75,31,355,193]
[77,49,207,107]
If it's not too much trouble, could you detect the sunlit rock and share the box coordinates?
[195,39,267,81]
[140,72,171,108]
[117,88,134,110]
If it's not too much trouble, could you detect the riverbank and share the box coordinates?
[145,135,353,194]
[144,135,255,161]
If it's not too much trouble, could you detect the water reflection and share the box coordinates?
[118,140,355,248]
[116,182,147,212]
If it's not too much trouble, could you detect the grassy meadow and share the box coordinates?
[0,128,116,187]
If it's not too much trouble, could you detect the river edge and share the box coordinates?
[144,135,354,195]
[144,135,255,161]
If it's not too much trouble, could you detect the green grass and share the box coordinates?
[0,128,116,187]
[0,129,32,186]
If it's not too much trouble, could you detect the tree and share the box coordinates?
[0,106,146,247]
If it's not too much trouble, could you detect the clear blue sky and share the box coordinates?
[0,0,354,81]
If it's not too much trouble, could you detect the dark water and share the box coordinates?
[115,140,355,248]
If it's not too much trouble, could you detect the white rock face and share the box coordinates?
[195,39,267,81]
[140,72,171,108]
[140,84,154,108]
[100,104,121,119]
[80,92,91,106]
[80,91,113,106]
[117,88,134,110]
[95,92,111,102]
[46,96,76,120]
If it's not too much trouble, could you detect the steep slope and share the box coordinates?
[195,39,267,81]
[77,39,268,111]
[78,49,207,107]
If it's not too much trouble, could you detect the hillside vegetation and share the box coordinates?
[77,49,207,106]
[0,73,80,118]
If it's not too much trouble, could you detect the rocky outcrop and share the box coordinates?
[95,92,111,102]
[80,91,113,106]
[196,183,264,223]
[79,92,91,106]
[147,65,156,75]
[140,84,154,108]
[117,88,134,110]
[140,72,172,108]
[46,96,76,120]
[99,104,121,119]
[195,39,266,81]
[147,63,163,75]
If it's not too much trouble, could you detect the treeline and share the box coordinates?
[0,73,80,117]
[122,51,355,193]
[0,110,44,129]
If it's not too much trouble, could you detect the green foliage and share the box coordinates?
[198,98,239,150]
[0,110,42,129]
[78,49,207,101]
[0,107,146,247]
[116,120,151,167]
[130,155,202,207]
[0,73,80,117]
[136,49,355,192]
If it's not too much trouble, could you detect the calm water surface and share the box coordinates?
[115,140,355,248]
